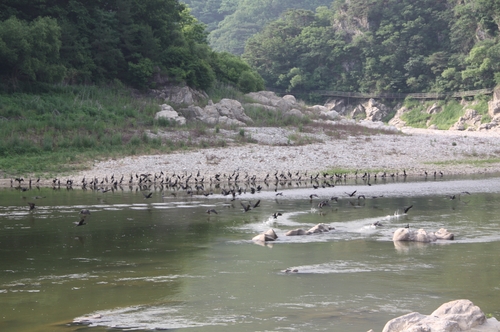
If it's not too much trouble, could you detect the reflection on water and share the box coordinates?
[1,176,500,331]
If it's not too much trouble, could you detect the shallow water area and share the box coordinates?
[1,176,500,331]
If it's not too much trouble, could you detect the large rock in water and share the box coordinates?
[392,228,454,242]
[252,229,278,243]
[382,299,500,332]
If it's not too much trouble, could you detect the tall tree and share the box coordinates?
[0,16,66,87]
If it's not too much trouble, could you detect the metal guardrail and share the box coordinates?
[315,88,494,99]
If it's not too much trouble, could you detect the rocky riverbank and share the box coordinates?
[4,84,500,188]
[3,123,500,188]
[6,125,493,188]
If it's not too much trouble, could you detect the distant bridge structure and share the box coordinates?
[314,88,494,100]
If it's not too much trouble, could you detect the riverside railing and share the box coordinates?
[315,88,494,99]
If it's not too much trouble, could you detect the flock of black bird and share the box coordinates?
[11,168,454,227]
[10,168,445,192]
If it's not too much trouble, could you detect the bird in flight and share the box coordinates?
[346,190,357,197]
[403,205,413,214]
[27,202,36,211]
[317,200,330,208]
[206,209,218,214]
[74,218,87,226]
[142,192,153,199]
[240,202,251,212]
[74,209,91,226]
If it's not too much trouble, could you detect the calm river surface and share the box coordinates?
[1,176,500,332]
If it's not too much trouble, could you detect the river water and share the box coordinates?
[1,176,500,332]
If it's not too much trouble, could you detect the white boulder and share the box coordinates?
[382,299,499,332]
[155,104,186,125]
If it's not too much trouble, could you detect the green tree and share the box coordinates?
[0,16,66,87]
[461,40,500,88]
[208,0,332,54]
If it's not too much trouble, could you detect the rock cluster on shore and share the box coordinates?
[3,88,500,187]
[152,86,500,132]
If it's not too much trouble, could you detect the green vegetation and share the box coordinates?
[401,109,431,129]
[182,0,332,54]
[0,0,263,92]
[0,84,226,175]
[401,97,491,129]
[468,95,491,123]
[2,0,500,177]
[430,101,465,129]
[241,0,500,96]
[401,98,434,128]
[243,105,310,127]
[427,158,500,167]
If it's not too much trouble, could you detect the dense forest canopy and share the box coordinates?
[241,0,500,95]
[0,0,264,92]
[181,0,333,54]
[2,0,499,96]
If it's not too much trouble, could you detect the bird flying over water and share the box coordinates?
[206,209,218,214]
[74,218,86,226]
[317,200,330,208]
[74,209,91,226]
[27,202,35,210]
[240,202,251,212]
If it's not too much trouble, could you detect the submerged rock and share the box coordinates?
[252,228,278,242]
[285,223,334,236]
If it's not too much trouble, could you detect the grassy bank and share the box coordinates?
[0,83,311,177]
[401,96,490,129]
[0,84,201,176]
[3,82,484,179]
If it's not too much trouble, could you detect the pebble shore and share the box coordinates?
[73,127,500,182]
[4,126,500,187]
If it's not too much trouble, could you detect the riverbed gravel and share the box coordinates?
[4,125,500,187]
[72,126,500,183]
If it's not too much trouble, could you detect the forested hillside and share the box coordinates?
[241,0,500,95]
[0,0,263,92]
[181,0,332,54]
